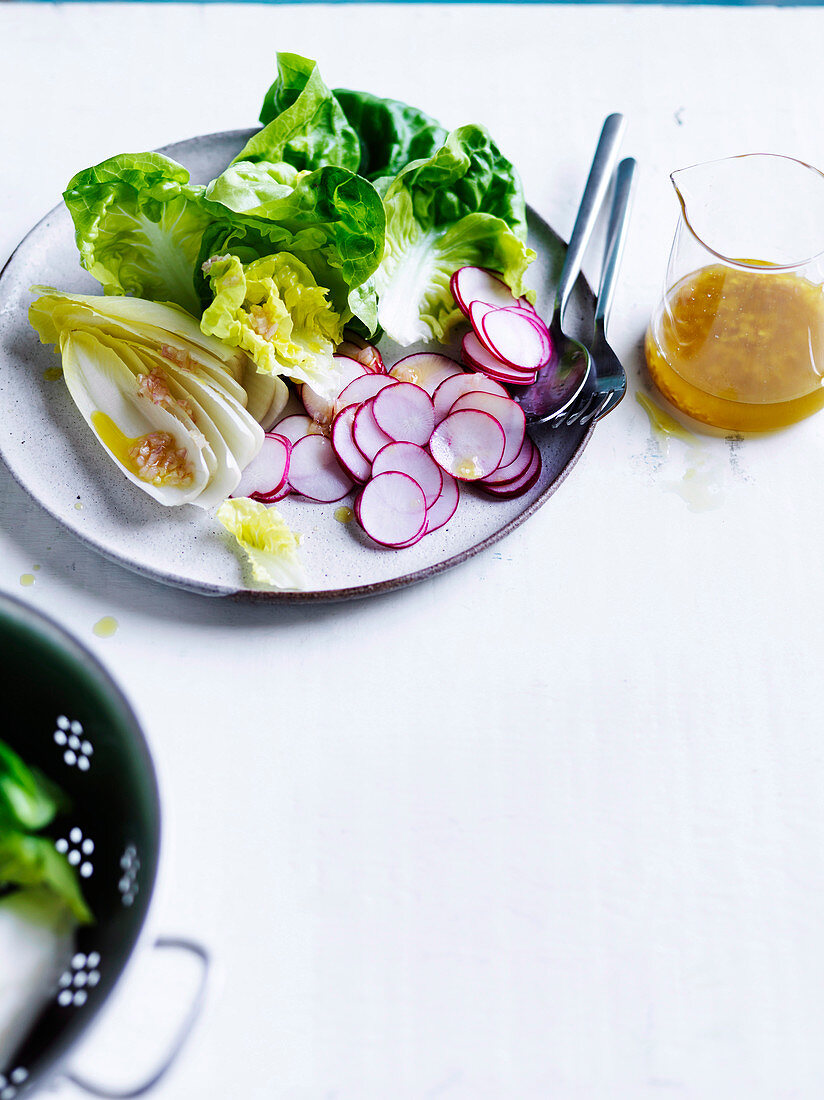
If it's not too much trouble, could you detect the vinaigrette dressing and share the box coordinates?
[646,263,824,431]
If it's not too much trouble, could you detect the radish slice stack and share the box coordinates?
[233,338,543,548]
[450,266,552,386]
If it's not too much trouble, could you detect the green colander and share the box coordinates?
[0,591,207,1099]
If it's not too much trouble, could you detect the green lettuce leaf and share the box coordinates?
[333,88,448,182]
[63,152,213,316]
[373,125,535,345]
[200,162,385,330]
[252,52,360,172]
[201,253,343,394]
[0,742,63,833]
[0,739,92,924]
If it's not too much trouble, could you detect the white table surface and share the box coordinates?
[3,4,824,1097]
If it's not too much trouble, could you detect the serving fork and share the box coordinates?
[559,156,637,428]
[515,117,635,429]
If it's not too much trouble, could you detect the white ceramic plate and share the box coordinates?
[0,130,594,602]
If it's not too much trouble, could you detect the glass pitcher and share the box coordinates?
[645,154,824,431]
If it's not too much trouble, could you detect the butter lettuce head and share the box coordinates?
[373,125,535,345]
[201,253,343,395]
[216,497,307,589]
[63,152,212,316]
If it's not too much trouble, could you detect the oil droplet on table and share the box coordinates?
[334,506,354,524]
[636,391,695,453]
[93,616,118,638]
[43,366,63,382]
[74,501,84,511]
[33,564,41,571]
[19,573,35,587]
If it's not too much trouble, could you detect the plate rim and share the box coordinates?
[0,128,595,603]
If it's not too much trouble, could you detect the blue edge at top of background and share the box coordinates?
[8,0,824,7]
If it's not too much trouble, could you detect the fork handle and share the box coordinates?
[556,113,626,318]
[594,157,637,328]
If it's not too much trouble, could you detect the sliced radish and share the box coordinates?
[451,267,530,315]
[389,353,464,396]
[356,471,427,548]
[352,399,394,462]
[480,307,551,372]
[429,409,506,481]
[272,413,325,445]
[331,406,372,484]
[336,373,397,413]
[372,442,443,508]
[479,443,542,498]
[301,358,370,425]
[288,435,353,502]
[424,472,460,533]
[233,433,291,502]
[432,371,508,423]
[449,392,526,468]
[371,382,435,446]
[460,331,533,383]
[481,435,537,486]
[337,342,385,373]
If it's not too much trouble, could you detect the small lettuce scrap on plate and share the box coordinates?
[216,497,307,590]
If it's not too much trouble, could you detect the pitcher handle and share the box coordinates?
[66,937,210,1099]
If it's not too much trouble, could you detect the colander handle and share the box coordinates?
[66,937,210,1099]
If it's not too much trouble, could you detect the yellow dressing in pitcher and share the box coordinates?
[646,263,824,431]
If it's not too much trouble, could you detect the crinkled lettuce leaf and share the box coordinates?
[248,52,360,172]
[63,152,213,316]
[201,253,343,396]
[216,497,307,589]
[373,125,535,345]
[200,162,385,331]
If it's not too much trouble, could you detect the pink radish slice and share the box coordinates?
[480,444,542,498]
[449,392,526,468]
[481,435,537,486]
[480,307,551,372]
[390,353,464,396]
[301,358,370,424]
[429,409,506,481]
[233,434,291,501]
[273,413,327,445]
[451,267,523,315]
[356,471,427,548]
[372,442,443,508]
[461,331,536,384]
[288,435,354,502]
[263,480,292,503]
[336,373,397,413]
[337,343,385,373]
[424,472,460,534]
[371,382,435,446]
[352,399,394,462]
[432,371,508,423]
[331,406,372,484]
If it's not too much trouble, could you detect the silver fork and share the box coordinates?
[553,156,637,428]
